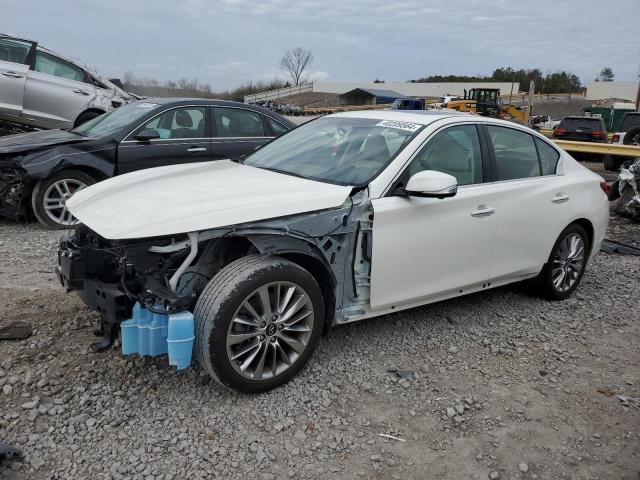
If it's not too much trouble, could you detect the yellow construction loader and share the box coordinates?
[446,88,528,123]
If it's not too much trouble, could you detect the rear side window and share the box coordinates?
[559,118,605,132]
[266,117,289,136]
[535,138,560,175]
[213,108,265,137]
[0,38,31,64]
[487,125,540,181]
[34,50,84,82]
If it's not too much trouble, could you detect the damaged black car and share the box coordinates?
[0,98,294,228]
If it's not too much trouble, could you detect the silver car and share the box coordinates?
[0,34,134,130]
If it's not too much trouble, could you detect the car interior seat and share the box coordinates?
[172,110,195,138]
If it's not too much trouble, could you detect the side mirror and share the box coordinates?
[134,129,160,142]
[403,170,458,198]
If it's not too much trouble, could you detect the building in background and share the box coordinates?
[585,81,640,102]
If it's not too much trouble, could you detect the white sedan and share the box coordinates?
[58,111,610,393]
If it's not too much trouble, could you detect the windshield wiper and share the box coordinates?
[251,165,310,181]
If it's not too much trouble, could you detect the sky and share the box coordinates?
[2,0,639,91]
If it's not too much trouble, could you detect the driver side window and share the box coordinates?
[136,107,205,139]
[408,124,483,186]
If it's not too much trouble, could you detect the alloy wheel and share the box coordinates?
[42,179,86,226]
[551,233,585,292]
[226,281,314,380]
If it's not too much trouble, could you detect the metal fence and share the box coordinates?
[244,83,313,104]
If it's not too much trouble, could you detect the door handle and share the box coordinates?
[187,147,206,153]
[471,206,495,217]
[551,194,570,204]
[72,89,90,96]
[2,71,24,78]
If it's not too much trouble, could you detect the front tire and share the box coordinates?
[194,255,325,393]
[536,224,589,300]
[31,169,96,229]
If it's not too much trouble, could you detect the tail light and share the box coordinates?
[591,130,604,138]
[600,181,612,198]
[554,127,567,135]
[612,133,620,142]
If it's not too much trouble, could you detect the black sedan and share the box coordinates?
[0,98,294,228]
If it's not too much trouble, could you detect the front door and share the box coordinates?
[211,107,274,160]
[117,106,210,174]
[370,124,497,309]
[0,37,31,117]
[22,49,97,128]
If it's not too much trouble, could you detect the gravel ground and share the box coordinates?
[0,213,639,480]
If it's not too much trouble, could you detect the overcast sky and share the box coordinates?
[3,0,639,91]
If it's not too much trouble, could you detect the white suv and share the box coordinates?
[0,34,133,130]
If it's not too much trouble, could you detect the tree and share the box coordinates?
[373,78,385,83]
[280,47,314,86]
[598,67,614,82]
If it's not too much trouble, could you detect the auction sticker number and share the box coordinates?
[376,120,422,132]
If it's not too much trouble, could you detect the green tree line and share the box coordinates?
[410,68,583,93]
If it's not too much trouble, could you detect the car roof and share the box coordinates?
[331,109,473,125]
[0,33,36,44]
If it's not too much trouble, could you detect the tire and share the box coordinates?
[73,110,102,128]
[622,127,640,146]
[194,255,325,393]
[603,155,624,172]
[536,224,590,300]
[31,169,96,229]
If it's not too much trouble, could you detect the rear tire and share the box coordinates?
[194,255,324,393]
[622,127,640,146]
[535,224,589,300]
[31,169,96,229]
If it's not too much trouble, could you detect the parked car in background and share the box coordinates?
[612,112,640,146]
[389,98,425,110]
[530,114,560,131]
[552,116,608,143]
[57,111,609,393]
[0,33,134,131]
[604,112,640,171]
[0,98,294,228]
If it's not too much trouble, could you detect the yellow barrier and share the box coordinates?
[552,140,640,157]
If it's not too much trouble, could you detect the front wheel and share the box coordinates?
[194,255,324,393]
[31,169,96,229]
[536,224,589,300]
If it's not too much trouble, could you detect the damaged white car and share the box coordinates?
[57,111,610,393]
[0,33,134,130]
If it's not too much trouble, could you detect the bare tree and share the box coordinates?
[280,47,314,86]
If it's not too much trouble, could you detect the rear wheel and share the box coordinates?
[31,169,96,229]
[536,224,589,300]
[194,255,324,393]
[623,127,640,146]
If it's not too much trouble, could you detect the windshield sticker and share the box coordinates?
[376,120,422,132]
[137,103,159,108]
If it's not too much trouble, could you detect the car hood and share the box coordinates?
[67,160,353,240]
[0,129,92,155]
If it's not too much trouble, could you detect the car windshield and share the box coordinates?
[71,101,160,137]
[242,117,423,186]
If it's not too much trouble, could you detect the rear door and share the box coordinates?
[211,107,274,160]
[22,48,97,129]
[0,37,32,117]
[117,106,210,174]
[485,125,571,281]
